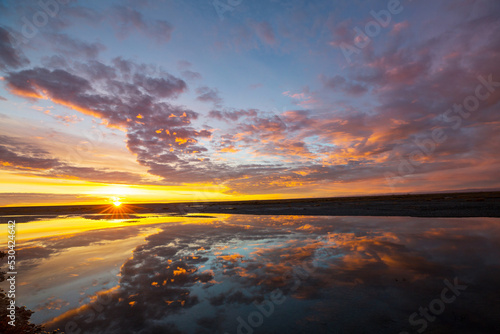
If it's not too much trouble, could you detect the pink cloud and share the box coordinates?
[250,20,277,46]
[391,21,409,34]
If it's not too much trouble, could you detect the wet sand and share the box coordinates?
[1,191,499,217]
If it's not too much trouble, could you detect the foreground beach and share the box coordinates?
[1,191,499,217]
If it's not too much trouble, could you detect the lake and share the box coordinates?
[1,213,500,333]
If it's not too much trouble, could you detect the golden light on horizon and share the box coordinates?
[0,172,284,207]
[93,184,137,197]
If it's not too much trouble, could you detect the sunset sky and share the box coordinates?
[1,0,499,206]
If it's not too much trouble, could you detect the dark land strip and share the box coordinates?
[1,191,499,218]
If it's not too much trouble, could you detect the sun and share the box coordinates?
[111,196,122,207]
[99,196,134,219]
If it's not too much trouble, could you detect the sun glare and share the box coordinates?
[99,196,135,219]
[111,196,122,207]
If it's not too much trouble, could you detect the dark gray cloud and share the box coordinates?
[195,86,223,106]
[133,73,186,98]
[208,108,258,122]
[0,26,30,70]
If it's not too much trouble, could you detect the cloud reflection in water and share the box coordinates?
[8,214,500,333]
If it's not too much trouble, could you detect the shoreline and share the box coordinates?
[1,191,499,218]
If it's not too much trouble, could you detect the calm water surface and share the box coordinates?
[1,213,500,333]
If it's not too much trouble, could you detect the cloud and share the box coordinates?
[6,67,92,101]
[44,110,84,125]
[177,60,192,70]
[208,109,258,122]
[177,60,202,80]
[327,19,356,47]
[110,5,174,43]
[0,193,103,206]
[36,297,70,311]
[391,21,409,34]
[133,73,187,98]
[46,33,106,58]
[0,26,30,70]
[3,58,221,183]
[1,3,173,46]
[320,74,368,96]
[195,86,223,106]
[41,55,69,69]
[282,87,319,106]
[2,1,500,194]
[249,20,277,45]
[180,70,202,81]
[63,5,104,25]
[0,135,60,170]
[74,60,117,80]
[4,62,187,127]
[0,135,147,184]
